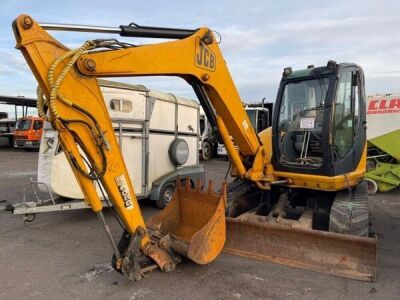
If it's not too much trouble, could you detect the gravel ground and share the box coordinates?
[0,148,399,299]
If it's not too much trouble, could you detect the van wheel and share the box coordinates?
[201,141,213,160]
[156,183,175,209]
[23,213,36,222]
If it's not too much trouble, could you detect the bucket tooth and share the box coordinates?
[183,176,190,191]
[220,181,227,207]
[208,180,214,194]
[195,178,202,192]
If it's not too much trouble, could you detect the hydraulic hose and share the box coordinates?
[36,40,109,181]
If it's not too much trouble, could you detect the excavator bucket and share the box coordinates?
[224,214,377,281]
[147,178,226,264]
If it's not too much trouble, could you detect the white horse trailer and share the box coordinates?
[36,80,204,210]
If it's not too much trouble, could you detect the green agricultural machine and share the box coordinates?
[365,94,400,194]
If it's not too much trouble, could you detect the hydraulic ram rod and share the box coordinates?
[39,22,120,34]
[39,22,196,39]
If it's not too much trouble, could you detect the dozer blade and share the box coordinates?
[224,215,377,282]
[147,178,227,264]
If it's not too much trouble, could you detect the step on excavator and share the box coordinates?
[13,15,377,282]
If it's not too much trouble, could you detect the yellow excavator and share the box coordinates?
[13,15,377,282]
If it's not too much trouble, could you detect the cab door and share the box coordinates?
[332,67,366,175]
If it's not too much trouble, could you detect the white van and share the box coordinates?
[38,80,204,208]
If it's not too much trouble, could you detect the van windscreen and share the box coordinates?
[16,119,32,131]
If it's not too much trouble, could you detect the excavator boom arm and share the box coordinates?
[75,28,263,166]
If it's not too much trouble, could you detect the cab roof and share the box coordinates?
[283,62,359,80]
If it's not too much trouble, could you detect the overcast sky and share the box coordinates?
[1,0,400,117]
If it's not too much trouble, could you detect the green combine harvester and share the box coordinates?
[365,94,400,194]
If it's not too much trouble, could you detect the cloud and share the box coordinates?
[212,1,400,100]
[218,26,273,53]
[0,49,29,74]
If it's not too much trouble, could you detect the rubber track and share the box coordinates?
[329,182,369,236]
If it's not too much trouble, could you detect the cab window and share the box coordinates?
[333,70,354,158]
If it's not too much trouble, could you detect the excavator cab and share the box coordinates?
[273,61,366,175]
[225,62,376,281]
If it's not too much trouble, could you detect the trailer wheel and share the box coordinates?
[23,213,36,223]
[329,182,369,237]
[365,179,378,195]
[156,183,175,209]
[201,141,213,161]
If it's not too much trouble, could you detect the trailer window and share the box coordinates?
[110,99,132,112]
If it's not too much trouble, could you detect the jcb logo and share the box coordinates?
[195,37,216,71]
